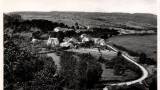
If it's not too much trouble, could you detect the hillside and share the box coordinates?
[109,35,157,61]
[10,11,157,30]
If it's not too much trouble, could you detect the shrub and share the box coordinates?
[111,53,127,75]
[139,52,156,65]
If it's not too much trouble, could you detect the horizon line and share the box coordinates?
[4,10,157,15]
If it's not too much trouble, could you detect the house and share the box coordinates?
[54,27,61,32]
[68,37,79,44]
[47,35,59,47]
[60,42,74,48]
[87,25,90,30]
[31,38,39,44]
[54,27,73,32]
[99,39,106,46]
[80,34,106,46]
[92,38,106,46]
[80,34,87,42]
[81,36,91,43]
[80,34,88,39]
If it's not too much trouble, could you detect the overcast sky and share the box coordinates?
[3,0,157,14]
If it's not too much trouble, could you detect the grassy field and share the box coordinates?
[67,48,139,82]
[109,34,157,61]
[11,11,157,30]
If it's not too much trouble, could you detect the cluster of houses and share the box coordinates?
[31,25,156,49]
[31,27,107,49]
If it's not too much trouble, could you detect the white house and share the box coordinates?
[60,42,74,48]
[47,36,59,47]
[80,34,92,43]
[54,27,60,32]
[80,34,88,39]
[87,25,90,30]
[99,39,106,46]
[92,38,106,46]
[68,37,79,44]
[31,38,40,44]
[54,27,70,32]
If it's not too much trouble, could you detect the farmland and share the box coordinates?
[12,11,157,30]
[109,34,157,61]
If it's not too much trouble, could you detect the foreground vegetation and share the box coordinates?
[4,31,46,90]
[59,52,103,89]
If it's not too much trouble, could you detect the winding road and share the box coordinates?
[104,45,148,86]
[44,45,148,89]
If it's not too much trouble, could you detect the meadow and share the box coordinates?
[109,34,157,61]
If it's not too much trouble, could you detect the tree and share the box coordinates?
[139,52,147,64]
[4,40,44,83]
[76,59,88,89]
[149,77,157,90]
[57,31,65,43]
[4,33,45,89]
[4,14,23,30]
[129,83,146,90]
[71,26,75,30]
[59,23,65,28]
[32,30,41,39]
[34,56,57,85]
[113,64,125,75]
[86,62,102,88]
[112,51,126,75]
[59,52,102,90]
[79,53,102,88]
[75,22,79,29]
[100,34,109,39]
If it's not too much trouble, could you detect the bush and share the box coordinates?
[111,53,127,75]
[139,52,156,65]
[104,51,142,76]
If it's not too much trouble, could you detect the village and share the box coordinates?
[31,25,156,51]
[31,26,107,51]
[4,12,157,90]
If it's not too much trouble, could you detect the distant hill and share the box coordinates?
[9,11,157,30]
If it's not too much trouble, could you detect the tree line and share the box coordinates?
[4,13,120,39]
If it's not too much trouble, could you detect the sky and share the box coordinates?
[2,0,157,14]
